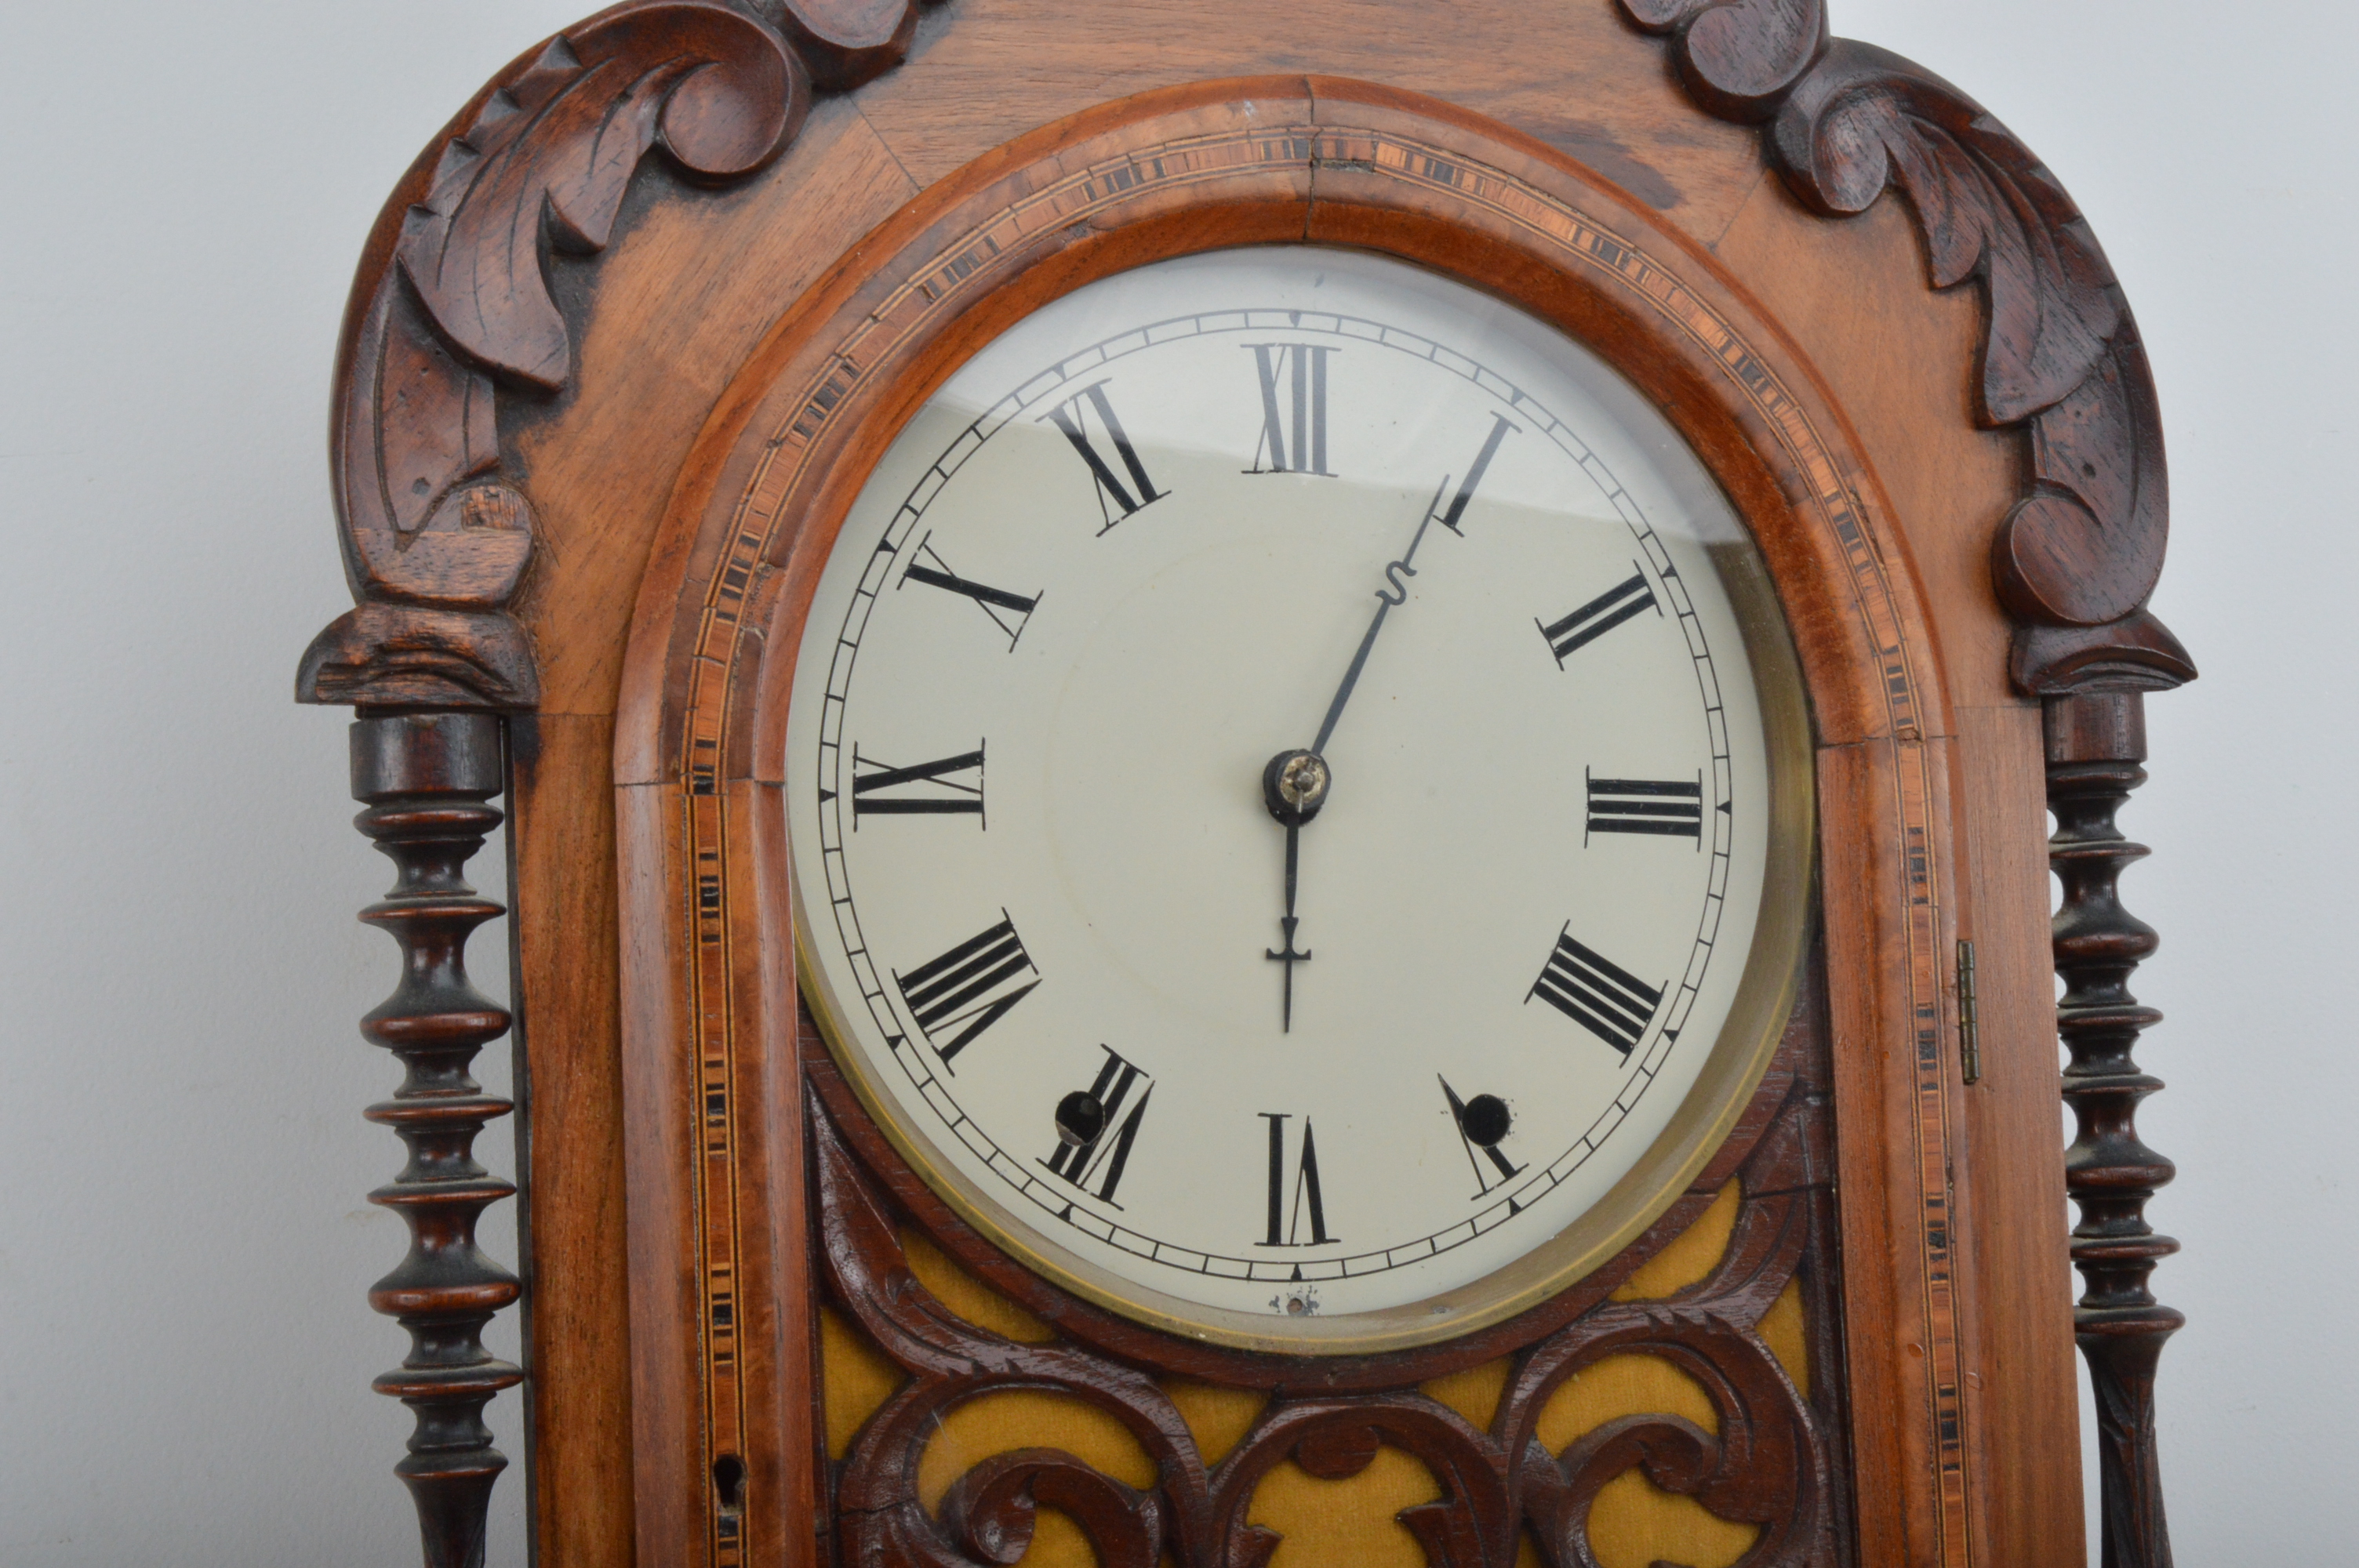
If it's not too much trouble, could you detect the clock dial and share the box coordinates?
[787,246,1804,1342]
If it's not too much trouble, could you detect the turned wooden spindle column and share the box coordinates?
[351,712,523,1568]
[2047,690,2181,1568]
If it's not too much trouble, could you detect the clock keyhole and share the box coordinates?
[1055,1091,1107,1148]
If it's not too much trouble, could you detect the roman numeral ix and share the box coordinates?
[1040,379,1165,532]
[1528,927,1665,1058]
[851,742,984,823]
[1257,1113,1338,1247]
[899,531,1040,649]
[1042,1047,1154,1207]
[1538,567,1659,665]
[1585,770,1703,844]
[893,914,1039,1064]
[1245,343,1338,476]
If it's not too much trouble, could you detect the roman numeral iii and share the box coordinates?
[1042,1047,1154,1207]
[1256,1112,1338,1247]
[1245,343,1338,476]
[1040,379,1165,531]
[1585,771,1703,844]
[893,914,1039,1062]
[899,532,1040,649]
[1539,567,1659,664]
[1528,927,1665,1058]
[851,742,984,823]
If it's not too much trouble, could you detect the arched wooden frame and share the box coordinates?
[619,75,1952,1566]
[296,4,2192,1567]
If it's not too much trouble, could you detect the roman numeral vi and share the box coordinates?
[893,914,1039,1063]
[1528,927,1664,1058]
[1256,1113,1338,1247]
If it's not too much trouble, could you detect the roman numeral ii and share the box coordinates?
[1245,343,1338,476]
[1040,379,1165,532]
[1528,927,1664,1058]
[1539,568,1659,664]
[892,914,1039,1063]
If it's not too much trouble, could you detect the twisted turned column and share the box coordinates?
[2047,691,2179,1568]
[351,712,523,1568]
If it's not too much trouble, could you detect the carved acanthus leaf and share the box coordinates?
[1621,0,2191,688]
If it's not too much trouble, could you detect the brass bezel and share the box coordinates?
[787,272,1817,1356]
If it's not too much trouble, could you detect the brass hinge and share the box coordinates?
[1956,939,1980,1085]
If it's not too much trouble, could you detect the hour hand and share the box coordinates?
[1262,750,1330,1032]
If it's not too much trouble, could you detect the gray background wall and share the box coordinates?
[0,2,2345,1562]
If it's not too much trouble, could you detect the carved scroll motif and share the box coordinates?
[1622,0,2193,697]
[818,1082,1839,1568]
[1618,8,2194,1564]
[298,0,932,711]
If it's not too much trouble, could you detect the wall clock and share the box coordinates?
[296,5,2194,1568]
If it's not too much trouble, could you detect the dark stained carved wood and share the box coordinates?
[1620,9,2194,1563]
[814,995,1848,1568]
[1619,0,2194,699]
[296,0,935,713]
[2047,691,2179,1568]
[351,712,522,1568]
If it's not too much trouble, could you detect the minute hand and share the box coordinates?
[1311,474,1455,755]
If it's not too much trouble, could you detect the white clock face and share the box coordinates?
[786,247,1799,1343]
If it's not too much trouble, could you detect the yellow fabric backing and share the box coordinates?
[819,1188,1812,1566]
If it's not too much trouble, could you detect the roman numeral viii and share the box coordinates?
[850,742,984,823]
[1040,379,1165,532]
[892,914,1039,1063]
[1585,771,1702,844]
[1245,343,1338,476]
[1538,567,1659,664]
[1528,927,1664,1058]
[1256,1113,1338,1247]
[1042,1047,1153,1207]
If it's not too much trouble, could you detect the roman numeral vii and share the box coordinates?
[892,914,1039,1063]
[1040,379,1165,532]
[1042,1047,1154,1207]
[1528,927,1664,1058]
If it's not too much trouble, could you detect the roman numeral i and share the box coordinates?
[1585,771,1703,844]
[1245,343,1338,476]
[1256,1113,1337,1247]
[1040,379,1165,532]
[893,914,1039,1063]
[1528,927,1664,1058]
[1539,567,1659,664]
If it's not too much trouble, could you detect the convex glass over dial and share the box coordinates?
[787,247,1805,1348]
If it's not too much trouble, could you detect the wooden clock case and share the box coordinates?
[297,4,2191,1567]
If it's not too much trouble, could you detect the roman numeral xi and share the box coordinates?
[1246,343,1337,476]
[1539,568,1659,664]
[1586,771,1703,844]
[1042,1047,1153,1207]
[1528,927,1665,1058]
[893,915,1039,1063]
[1041,379,1165,532]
